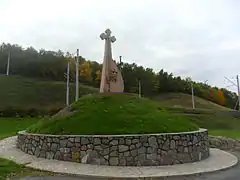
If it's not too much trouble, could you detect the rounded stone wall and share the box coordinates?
[17,129,209,166]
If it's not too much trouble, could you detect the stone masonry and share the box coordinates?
[17,129,209,166]
[209,136,240,151]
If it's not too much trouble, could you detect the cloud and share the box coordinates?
[0,0,240,91]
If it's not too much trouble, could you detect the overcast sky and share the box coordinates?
[0,0,239,91]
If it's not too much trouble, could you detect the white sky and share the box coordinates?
[0,0,240,92]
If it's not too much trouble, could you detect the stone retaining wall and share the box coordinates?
[17,129,209,166]
[209,136,240,151]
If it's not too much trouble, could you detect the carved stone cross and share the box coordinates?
[99,28,124,93]
[100,29,116,43]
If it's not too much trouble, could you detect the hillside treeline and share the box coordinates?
[0,43,238,110]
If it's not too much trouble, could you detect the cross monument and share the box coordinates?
[99,29,124,93]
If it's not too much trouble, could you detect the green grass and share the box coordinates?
[0,118,39,139]
[0,157,55,180]
[0,157,25,180]
[153,93,231,111]
[0,99,239,179]
[0,75,232,114]
[209,130,240,139]
[0,117,53,179]
[27,93,198,135]
[175,113,240,138]
[187,114,240,130]
[0,75,98,110]
[0,76,239,178]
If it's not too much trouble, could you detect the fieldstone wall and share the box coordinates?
[17,129,209,166]
[209,136,240,151]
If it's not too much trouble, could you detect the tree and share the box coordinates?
[0,42,238,110]
[216,89,226,106]
[79,61,92,82]
[95,70,101,81]
[209,88,219,104]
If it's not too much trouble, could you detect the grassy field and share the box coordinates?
[0,118,53,179]
[0,75,98,110]
[0,75,232,113]
[0,157,54,180]
[153,93,240,137]
[186,114,240,138]
[209,130,240,138]
[0,158,26,180]
[153,93,231,111]
[0,118,39,139]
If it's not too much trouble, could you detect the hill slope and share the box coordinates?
[153,93,231,111]
[0,75,231,113]
[0,75,98,110]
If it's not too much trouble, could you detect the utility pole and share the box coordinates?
[75,49,79,102]
[138,79,141,98]
[119,56,122,71]
[66,58,70,106]
[191,82,195,109]
[234,99,239,110]
[6,52,10,76]
[224,76,240,111]
[237,75,240,111]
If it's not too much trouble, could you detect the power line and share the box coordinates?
[224,76,237,87]
[224,75,240,111]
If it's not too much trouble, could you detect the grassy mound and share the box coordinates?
[27,93,198,135]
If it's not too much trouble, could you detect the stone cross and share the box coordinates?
[99,29,124,93]
[100,29,116,43]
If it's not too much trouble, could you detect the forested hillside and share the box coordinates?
[0,43,238,110]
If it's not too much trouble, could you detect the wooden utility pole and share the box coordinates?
[65,59,70,106]
[75,49,79,102]
[138,79,141,98]
[191,82,195,109]
[6,52,10,76]
[224,76,240,111]
[237,75,240,111]
[119,56,122,71]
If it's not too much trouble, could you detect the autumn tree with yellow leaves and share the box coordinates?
[79,61,92,82]
[95,70,101,81]
[209,88,226,106]
[216,89,226,106]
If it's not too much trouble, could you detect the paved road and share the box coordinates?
[15,151,240,180]
[178,151,240,180]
